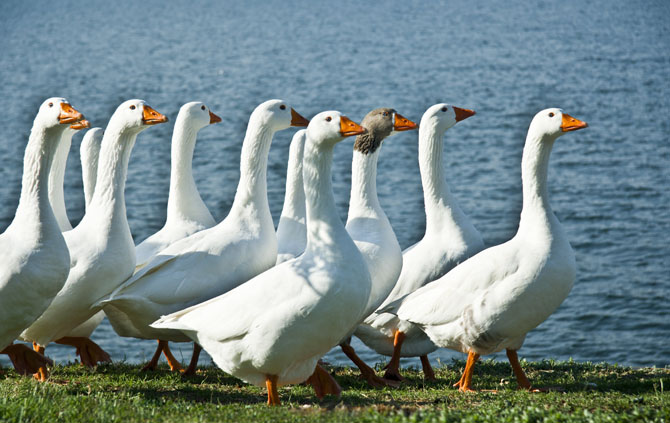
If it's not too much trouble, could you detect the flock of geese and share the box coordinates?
[0,97,587,405]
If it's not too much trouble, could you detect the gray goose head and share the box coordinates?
[354,108,417,154]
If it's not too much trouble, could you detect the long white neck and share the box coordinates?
[166,118,211,225]
[279,134,306,222]
[229,117,274,217]
[86,126,138,228]
[518,131,556,236]
[48,128,75,231]
[303,139,350,255]
[81,129,102,211]
[347,149,382,218]
[418,121,462,234]
[14,123,65,229]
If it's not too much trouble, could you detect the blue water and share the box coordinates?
[1,0,668,371]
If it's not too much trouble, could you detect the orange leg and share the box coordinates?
[506,349,532,390]
[306,364,342,399]
[1,343,52,377]
[32,342,49,381]
[420,355,436,381]
[54,337,111,368]
[141,340,165,371]
[340,342,398,388]
[265,374,281,406]
[182,343,202,376]
[458,351,480,392]
[383,330,406,381]
[161,342,184,373]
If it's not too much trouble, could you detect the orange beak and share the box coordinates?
[290,108,310,127]
[59,103,84,124]
[340,115,366,137]
[70,119,90,130]
[209,110,222,124]
[142,105,169,125]
[453,107,476,122]
[393,113,418,131]
[560,113,588,132]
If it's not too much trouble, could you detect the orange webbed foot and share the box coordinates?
[382,330,406,382]
[2,344,53,377]
[306,364,342,399]
[339,342,398,388]
[455,351,480,393]
[361,367,400,388]
[78,339,112,367]
[55,337,111,368]
[382,364,405,382]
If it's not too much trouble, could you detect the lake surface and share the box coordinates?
[1,0,668,370]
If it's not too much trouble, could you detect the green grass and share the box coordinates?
[1,359,668,422]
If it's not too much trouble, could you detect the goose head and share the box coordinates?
[355,108,417,154]
[307,111,366,147]
[419,103,475,133]
[35,97,84,129]
[108,99,168,135]
[528,108,588,141]
[249,99,309,132]
[177,101,222,131]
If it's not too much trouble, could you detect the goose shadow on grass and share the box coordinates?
[127,385,266,405]
[151,360,668,399]
[328,360,670,397]
[46,361,668,405]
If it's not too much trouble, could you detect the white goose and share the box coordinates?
[275,129,307,265]
[48,121,108,349]
[21,100,168,380]
[99,100,309,375]
[64,127,107,350]
[135,102,221,270]
[354,103,484,381]
[384,109,588,391]
[80,127,104,210]
[112,101,221,373]
[0,98,82,375]
[152,111,370,406]
[338,108,417,387]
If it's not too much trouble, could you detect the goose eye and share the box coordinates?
[441,106,448,112]
[279,105,286,110]
[201,105,206,111]
[325,116,332,122]
[48,102,53,107]
[549,112,554,117]
[130,105,136,110]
